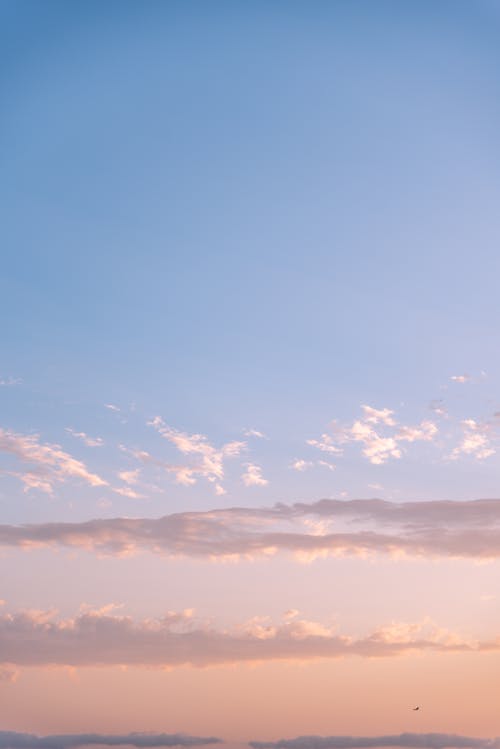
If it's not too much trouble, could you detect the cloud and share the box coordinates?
[117,469,141,485]
[113,487,145,500]
[0,732,221,749]
[2,498,500,561]
[148,417,246,492]
[0,428,107,494]
[291,460,335,473]
[105,404,120,412]
[450,375,471,384]
[242,464,268,487]
[249,735,500,749]
[308,407,438,466]
[0,664,19,682]
[361,405,396,426]
[451,420,495,460]
[0,607,493,670]
[243,429,267,439]
[306,435,342,455]
[291,460,314,472]
[65,429,104,448]
[0,377,21,387]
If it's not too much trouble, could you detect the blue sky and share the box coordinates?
[2,0,500,520]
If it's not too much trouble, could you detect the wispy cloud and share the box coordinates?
[243,429,267,439]
[0,732,222,748]
[147,417,246,492]
[0,428,107,494]
[2,498,500,560]
[450,374,472,384]
[0,608,490,670]
[117,469,141,485]
[291,459,335,473]
[249,735,500,749]
[65,429,104,448]
[0,377,21,387]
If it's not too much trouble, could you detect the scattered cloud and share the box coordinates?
[291,460,314,472]
[450,375,471,384]
[242,464,268,487]
[0,428,107,494]
[148,417,246,492]
[0,377,21,387]
[361,405,396,426]
[308,406,438,466]
[249,734,500,749]
[306,434,342,455]
[113,487,145,500]
[243,429,267,439]
[429,400,448,418]
[105,404,120,412]
[0,608,489,670]
[450,419,495,460]
[3,498,500,561]
[65,429,104,448]
[117,469,141,485]
[0,732,222,748]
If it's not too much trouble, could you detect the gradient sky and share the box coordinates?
[2,1,500,748]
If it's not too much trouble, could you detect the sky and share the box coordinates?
[1,1,500,748]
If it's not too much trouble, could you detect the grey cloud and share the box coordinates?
[248,735,500,749]
[1,499,500,560]
[0,608,490,669]
[0,733,221,749]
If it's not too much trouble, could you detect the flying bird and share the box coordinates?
[413,706,420,711]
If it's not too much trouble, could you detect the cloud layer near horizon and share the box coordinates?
[0,607,497,670]
[2,499,500,560]
[0,732,221,749]
[248,734,500,749]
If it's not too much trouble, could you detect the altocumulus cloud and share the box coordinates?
[0,733,222,749]
[2,499,500,560]
[248,735,500,749]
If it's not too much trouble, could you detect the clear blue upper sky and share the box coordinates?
[2,0,500,522]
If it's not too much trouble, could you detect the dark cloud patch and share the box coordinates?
[0,732,222,749]
[248,734,500,749]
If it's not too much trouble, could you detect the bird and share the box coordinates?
[413,706,420,711]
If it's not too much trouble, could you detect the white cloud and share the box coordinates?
[451,419,495,461]
[242,463,268,487]
[117,469,141,485]
[243,428,267,439]
[291,459,314,472]
[0,377,21,387]
[0,428,107,494]
[450,374,471,384]
[66,428,104,448]
[148,417,246,492]
[361,405,396,426]
[308,407,438,466]
[306,434,342,455]
[113,487,145,500]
